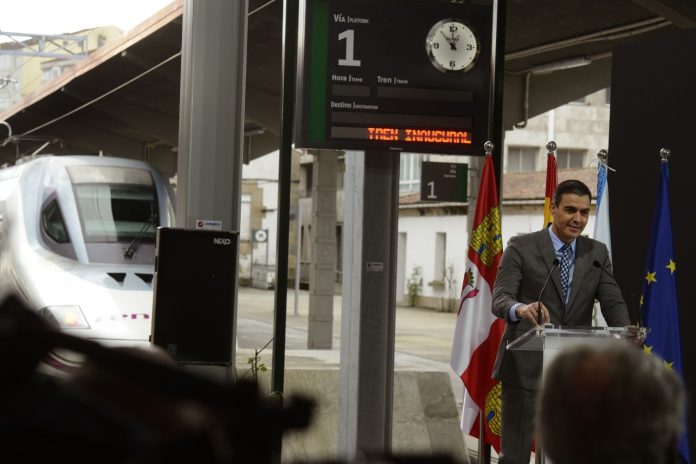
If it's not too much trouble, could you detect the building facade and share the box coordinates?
[1,27,122,113]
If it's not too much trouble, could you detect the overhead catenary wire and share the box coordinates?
[4,3,276,143]
[17,51,181,138]
[249,0,276,16]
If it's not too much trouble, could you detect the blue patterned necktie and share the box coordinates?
[559,243,572,303]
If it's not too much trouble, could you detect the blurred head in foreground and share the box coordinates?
[538,342,684,464]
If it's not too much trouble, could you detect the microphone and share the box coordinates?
[592,260,642,326]
[537,258,560,325]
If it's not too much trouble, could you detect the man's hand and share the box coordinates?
[515,302,550,325]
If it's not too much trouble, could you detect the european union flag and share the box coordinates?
[641,157,690,464]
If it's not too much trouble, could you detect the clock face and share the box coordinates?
[425,19,480,73]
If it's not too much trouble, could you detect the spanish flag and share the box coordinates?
[543,149,557,227]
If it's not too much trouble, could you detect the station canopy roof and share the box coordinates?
[0,0,693,165]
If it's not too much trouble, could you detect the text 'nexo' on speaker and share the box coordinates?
[151,228,238,364]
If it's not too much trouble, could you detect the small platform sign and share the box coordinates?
[253,228,269,243]
[420,161,468,202]
[196,219,223,230]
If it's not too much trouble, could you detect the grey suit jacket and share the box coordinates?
[491,229,630,390]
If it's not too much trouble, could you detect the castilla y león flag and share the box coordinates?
[450,153,505,451]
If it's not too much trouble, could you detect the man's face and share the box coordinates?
[551,193,590,243]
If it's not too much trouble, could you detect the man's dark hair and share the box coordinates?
[552,179,592,205]
[538,342,684,464]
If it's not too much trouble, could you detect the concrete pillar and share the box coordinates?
[308,149,338,349]
[175,0,248,376]
[338,151,399,459]
[176,0,247,231]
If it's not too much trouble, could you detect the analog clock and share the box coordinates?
[425,19,480,73]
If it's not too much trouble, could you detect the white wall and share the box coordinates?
[398,214,468,300]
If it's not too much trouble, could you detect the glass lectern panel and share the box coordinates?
[506,325,648,464]
[506,325,647,352]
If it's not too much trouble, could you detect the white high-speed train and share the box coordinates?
[0,155,176,370]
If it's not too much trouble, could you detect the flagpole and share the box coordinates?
[592,149,610,327]
[478,142,495,464]
[543,141,557,228]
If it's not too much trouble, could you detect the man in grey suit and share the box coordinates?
[491,179,630,464]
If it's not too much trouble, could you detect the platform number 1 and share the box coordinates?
[426,181,437,199]
[338,29,361,67]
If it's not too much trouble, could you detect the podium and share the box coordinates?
[507,325,648,464]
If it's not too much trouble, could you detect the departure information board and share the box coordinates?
[295,0,492,155]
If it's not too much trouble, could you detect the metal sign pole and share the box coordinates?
[478,0,506,463]
[270,0,299,462]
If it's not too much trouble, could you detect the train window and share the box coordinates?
[42,199,70,243]
[67,166,158,243]
[73,184,157,243]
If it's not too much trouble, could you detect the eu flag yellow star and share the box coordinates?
[666,259,676,274]
[645,271,657,285]
[643,344,653,355]
[640,294,644,307]
[664,360,674,370]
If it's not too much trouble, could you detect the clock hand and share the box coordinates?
[451,30,462,44]
[440,30,457,50]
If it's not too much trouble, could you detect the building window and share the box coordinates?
[435,232,446,281]
[240,194,251,240]
[336,171,343,190]
[399,153,422,192]
[507,146,537,172]
[42,66,62,84]
[556,149,585,169]
[301,163,313,197]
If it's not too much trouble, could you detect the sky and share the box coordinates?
[0,0,174,38]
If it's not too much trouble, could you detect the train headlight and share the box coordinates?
[39,305,91,329]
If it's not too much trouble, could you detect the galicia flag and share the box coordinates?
[450,153,505,451]
[640,157,691,464]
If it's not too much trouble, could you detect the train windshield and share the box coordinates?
[68,166,158,243]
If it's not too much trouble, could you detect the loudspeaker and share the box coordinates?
[151,228,238,364]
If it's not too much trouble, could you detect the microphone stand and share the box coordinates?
[592,260,643,326]
[592,260,648,344]
[537,258,560,333]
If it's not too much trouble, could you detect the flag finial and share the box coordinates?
[484,141,494,155]
[546,141,557,153]
[597,149,608,162]
[660,147,671,161]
